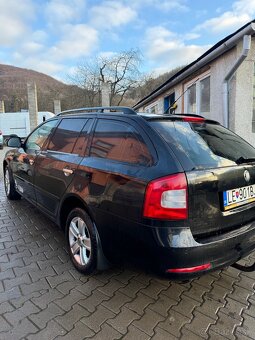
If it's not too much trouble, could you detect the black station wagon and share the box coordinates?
[3,106,255,279]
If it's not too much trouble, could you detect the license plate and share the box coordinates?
[223,184,255,211]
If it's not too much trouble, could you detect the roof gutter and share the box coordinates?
[134,23,255,110]
[223,34,252,127]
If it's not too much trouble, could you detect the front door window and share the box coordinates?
[26,120,58,153]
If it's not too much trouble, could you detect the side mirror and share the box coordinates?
[7,137,22,148]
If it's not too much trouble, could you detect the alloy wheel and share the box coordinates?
[4,170,10,196]
[68,216,91,266]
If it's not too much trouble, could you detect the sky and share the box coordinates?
[1,0,255,82]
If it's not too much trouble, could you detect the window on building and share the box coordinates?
[164,92,175,114]
[145,103,159,114]
[185,75,210,116]
[186,84,196,114]
[200,76,210,115]
[150,105,158,114]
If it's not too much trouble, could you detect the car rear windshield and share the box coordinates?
[150,120,255,170]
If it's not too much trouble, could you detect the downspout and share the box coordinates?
[223,35,251,128]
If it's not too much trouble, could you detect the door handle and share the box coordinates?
[63,168,74,176]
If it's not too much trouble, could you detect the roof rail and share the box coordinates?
[57,106,137,116]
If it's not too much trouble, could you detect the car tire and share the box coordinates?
[65,208,97,274]
[4,166,21,200]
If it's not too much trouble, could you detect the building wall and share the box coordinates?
[210,48,238,125]
[234,37,255,146]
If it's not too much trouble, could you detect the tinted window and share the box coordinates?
[91,119,152,165]
[151,120,255,170]
[26,119,58,153]
[73,119,93,156]
[48,118,86,153]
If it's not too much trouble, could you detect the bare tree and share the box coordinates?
[70,49,143,106]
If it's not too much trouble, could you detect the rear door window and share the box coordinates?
[90,119,153,166]
[150,120,255,170]
[48,118,87,154]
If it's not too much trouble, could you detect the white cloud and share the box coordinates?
[127,0,189,12]
[155,0,188,12]
[144,26,211,73]
[233,0,255,15]
[0,17,28,46]
[21,42,44,54]
[98,51,117,59]
[49,24,99,60]
[45,0,86,24]
[183,33,201,41]
[0,0,35,46]
[32,30,48,44]
[195,0,255,34]
[9,21,98,77]
[196,13,250,34]
[12,52,65,76]
[27,60,65,75]
[90,1,137,28]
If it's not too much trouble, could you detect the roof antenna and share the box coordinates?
[163,77,200,115]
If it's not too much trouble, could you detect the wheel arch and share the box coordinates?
[58,194,93,229]
[58,194,110,270]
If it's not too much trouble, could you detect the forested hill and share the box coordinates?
[0,63,182,111]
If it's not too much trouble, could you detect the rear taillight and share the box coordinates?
[143,173,188,220]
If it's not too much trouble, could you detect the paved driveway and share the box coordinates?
[0,148,255,339]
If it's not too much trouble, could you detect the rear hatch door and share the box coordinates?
[149,118,255,239]
[186,165,255,239]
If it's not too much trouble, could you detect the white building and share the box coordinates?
[134,20,255,147]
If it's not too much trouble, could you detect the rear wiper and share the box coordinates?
[236,157,255,164]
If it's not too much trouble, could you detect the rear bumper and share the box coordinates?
[151,221,255,279]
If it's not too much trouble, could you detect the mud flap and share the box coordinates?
[94,225,111,271]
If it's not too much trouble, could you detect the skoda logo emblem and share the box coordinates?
[244,170,250,183]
